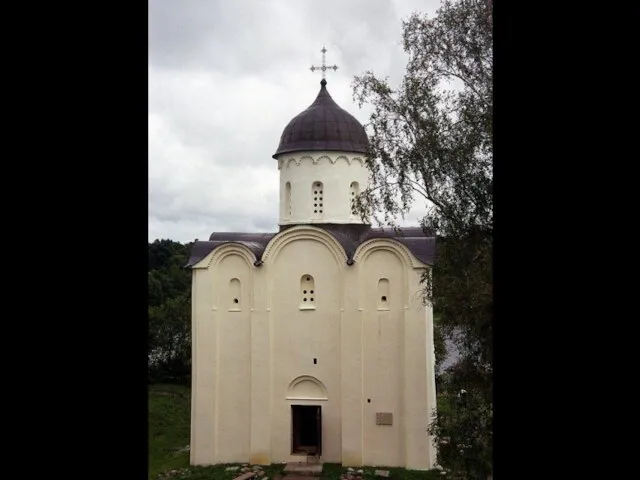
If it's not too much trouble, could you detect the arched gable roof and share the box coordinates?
[186,225,435,268]
[185,233,277,268]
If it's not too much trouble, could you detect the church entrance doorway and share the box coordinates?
[291,405,322,455]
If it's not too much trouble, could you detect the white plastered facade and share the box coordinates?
[277,151,370,225]
[189,150,437,469]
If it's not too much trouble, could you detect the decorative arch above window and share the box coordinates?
[286,375,328,401]
[229,278,241,311]
[377,278,389,310]
[312,181,324,217]
[300,274,316,310]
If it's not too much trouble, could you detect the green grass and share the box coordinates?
[149,384,192,479]
[149,384,287,480]
[149,384,444,479]
[320,463,343,479]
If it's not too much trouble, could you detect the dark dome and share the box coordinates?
[272,79,369,158]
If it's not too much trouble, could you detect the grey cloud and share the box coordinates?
[150,0,405,75]
[150,0,307,74]
[148,0,442,243]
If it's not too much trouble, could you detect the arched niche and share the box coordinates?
[286,375,328,401]
[229,277,241,311]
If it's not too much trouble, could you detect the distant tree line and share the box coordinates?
[148,239,193,385]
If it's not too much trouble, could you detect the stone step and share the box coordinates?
[283,462,323,476]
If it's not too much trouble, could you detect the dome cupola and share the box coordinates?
[273,79,369,158]
[273,52,371,228]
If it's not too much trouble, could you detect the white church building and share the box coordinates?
[186,76,438,469]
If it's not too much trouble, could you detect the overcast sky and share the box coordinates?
[149,0,442,243]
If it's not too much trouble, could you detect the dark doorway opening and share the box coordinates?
[291,405,322,455]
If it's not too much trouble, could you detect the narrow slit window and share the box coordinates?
[377,278,389,310]
[350,181,360,215]
[285,181,292,217]
[300,274,316,309]
[229,278,241,311]
[312,181,324,216]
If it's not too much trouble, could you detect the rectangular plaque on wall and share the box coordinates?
[376,412,393,425]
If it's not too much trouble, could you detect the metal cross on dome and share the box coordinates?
[310,45,338,79]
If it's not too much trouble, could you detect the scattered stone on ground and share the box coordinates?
[233,465,267,480]
[226,466,241,472]
[233,472,257,480]
[375,470,390,478]
[340,470,364,480]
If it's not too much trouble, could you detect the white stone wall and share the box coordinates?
[190,226,437,469]
[276,151,370,225]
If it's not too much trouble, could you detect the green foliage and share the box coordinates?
[433,314,448,371]
[429,362,492,479]
[352,1,492,478]
[351,0,492,237]
[430,234,492,364]
[149,239,193,385]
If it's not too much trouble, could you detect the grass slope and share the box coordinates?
[149,384,191,479]
[149,383,443,480]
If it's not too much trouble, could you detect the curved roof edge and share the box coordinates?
[185,234,277,268]
[272,143,368,159]
[186,225,435,268]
